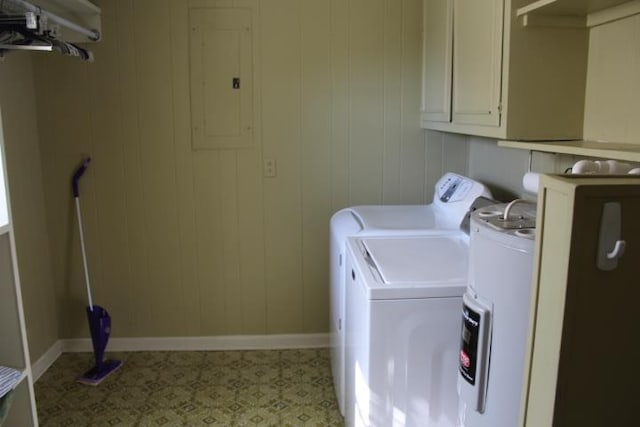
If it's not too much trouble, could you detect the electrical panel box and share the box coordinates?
[189,7,253,150]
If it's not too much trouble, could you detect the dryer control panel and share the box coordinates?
[435,173,490,205]
[438,175,471,203]
[432,173,493,230]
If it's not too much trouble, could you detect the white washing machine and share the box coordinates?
[330,173,491,415]
[457,201,536,427]
[344,234,471,427]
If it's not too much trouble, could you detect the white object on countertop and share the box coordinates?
[522,172,540,194]
[572,159,634,174]
[572,160,598,174]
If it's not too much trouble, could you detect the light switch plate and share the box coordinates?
[264,158,277,178]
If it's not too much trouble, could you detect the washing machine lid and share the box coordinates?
[350,205,438,230]
[362,235,469,284]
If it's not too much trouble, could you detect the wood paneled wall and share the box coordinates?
[31,0,426,339]
[0,54,59,359]
[466,137,581,202]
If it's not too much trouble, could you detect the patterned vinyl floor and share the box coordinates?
[35,349,344,426]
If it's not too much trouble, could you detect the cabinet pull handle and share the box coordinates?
[606,240,626,260]
[597,202,625,271]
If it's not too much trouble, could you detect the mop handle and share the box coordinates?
[72,158,94,311]
[72,157,91,197]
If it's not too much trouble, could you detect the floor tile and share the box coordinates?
[36,349,344,426]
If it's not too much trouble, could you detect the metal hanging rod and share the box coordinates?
[3,0,100,41]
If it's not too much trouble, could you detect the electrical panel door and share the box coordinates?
[190,8,253,150]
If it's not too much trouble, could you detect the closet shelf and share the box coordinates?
[1,0,101,43]
[517,0,640,27]
[499,140,640,162]
[31,0,100,42]
[44,0,100,16]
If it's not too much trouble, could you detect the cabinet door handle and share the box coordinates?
[606,240,626,260]
[597,202,625,271]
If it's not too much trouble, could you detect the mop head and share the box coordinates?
[77,359,123,386]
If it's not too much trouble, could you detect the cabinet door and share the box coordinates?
[452,0,503,127]
[524,176,640,427]
[421,0,453,123]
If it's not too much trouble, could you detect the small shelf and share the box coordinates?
[517,0,640,27]
[44,0,101,16]
[44,0,101,42]
[499,140,640,163]
[517,0,631,17]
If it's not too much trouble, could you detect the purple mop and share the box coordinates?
[73,158,123,385]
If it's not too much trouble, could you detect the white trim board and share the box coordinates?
[63,333,330,352]
[31,340,63,382]
[32,333,329,381]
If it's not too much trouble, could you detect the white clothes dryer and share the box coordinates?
[344,234,470,427]
[330,173,492,415]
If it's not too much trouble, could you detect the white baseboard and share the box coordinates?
[32,340,63,382]
[62,333,330,353]
[32,334,328,380]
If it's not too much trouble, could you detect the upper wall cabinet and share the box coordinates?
[421,0,590,141]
